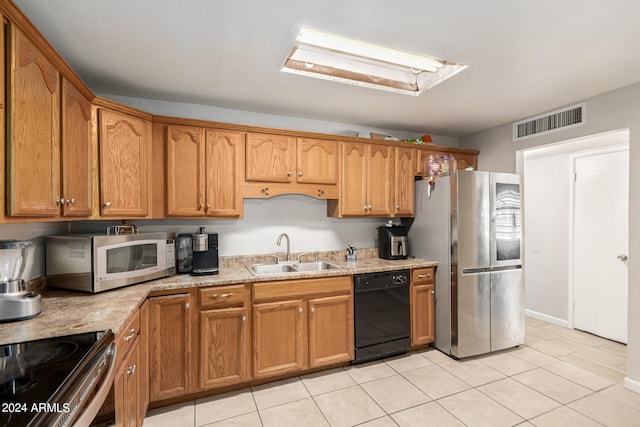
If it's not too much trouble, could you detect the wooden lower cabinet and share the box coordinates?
[199,283,251,389]
[111,300,148,427]
[148,292,195,402]
[308,294,354,367]
[252,276,354,380]
[113,336,141,427]
[411,268,436,347]
[253,299,307,379]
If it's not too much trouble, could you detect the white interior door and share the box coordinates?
[573,148,629,343]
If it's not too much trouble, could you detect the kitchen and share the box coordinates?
[1,0,640,426]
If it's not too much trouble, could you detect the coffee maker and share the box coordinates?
[0,240,42,322]
[177,228,219,275]
[378,223,409,260]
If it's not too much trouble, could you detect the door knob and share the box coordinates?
[617,254,628,261]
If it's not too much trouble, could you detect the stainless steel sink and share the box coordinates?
[293,261,342,272]
[246,261,342,275]
[248,264,297,275]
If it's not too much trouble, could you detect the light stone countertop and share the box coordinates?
[0,253,436,346]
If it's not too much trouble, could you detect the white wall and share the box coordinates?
[0,222,69,281]
[459,82,640,392]
[523,153,570,324]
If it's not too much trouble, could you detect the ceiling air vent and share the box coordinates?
[513,103,585,141]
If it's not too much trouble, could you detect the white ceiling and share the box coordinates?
[13,0,640,137]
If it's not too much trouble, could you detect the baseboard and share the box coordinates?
[525,309,569,328]
[624,377,640,394]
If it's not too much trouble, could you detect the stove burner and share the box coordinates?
[0,376,37,399]
[23,341,79,369]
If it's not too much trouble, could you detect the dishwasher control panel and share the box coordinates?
[354,269,410,291]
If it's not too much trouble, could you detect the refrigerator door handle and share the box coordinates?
[462,265,522,275]
[462,267,490,275]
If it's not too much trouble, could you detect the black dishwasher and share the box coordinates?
[352,269,411,364]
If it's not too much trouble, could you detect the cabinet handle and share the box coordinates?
[418,274,431,279]
[287,171,292,177]
[242,315,247,322]
[127,364,137,375]
[431,290,435,294]
[123,328,136,342]
[396,205,400,210]
[212,293,232,298]
[56,198,65,205]
[299,171,303,177]
[104,202,111,208]
[310,307,315,313]
[298,307,303,313]
[185,303,190,309]
[66,198,75,205]
[206,204,212,209]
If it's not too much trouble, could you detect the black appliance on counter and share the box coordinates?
[352,269,411,364]
[177,227,219,276]
[377,224,409,260]
[0,330,115,427]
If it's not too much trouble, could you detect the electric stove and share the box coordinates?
[0,330,115,427]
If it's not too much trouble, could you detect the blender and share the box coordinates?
[0,240,41,322]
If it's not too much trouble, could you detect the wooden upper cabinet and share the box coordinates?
[243,133,339,199]
[61,78,93,217]
[394,147,416,217]
[337,142,368,216]
[6,26,60,217]
[204,129,244,217]
[245,133,295,183]
[164,125,243,218]
[296,138,339,185]
[333,142,392,217]
[98,109,151,217]
[367,145,393,216]
[166,125,205,217]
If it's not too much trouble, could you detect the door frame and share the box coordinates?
[568,143,629,330]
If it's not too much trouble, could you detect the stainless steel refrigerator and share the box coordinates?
[408,171,525,358]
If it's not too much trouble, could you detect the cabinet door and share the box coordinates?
[166,125,205,217]
[340,142,368,216]
[149,293,193,402]
[6,26,60,217]
[114,336,141,427]
[394,147,416,217]
[200,307,249,389]
[99,109,150,217]
[61,78,92,217]
[308,294,354,368]
[296,138,339,184]
[411,284,435,346]
[138,300,149,421]
[253,299,307,379]
[368,145,393,216]
[205,130,244,217]
[245,133,296,183]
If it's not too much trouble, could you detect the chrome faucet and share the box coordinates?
[277,233,291,262]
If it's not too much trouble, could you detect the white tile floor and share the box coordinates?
[142,318,640,426]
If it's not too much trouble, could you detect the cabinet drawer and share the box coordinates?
[253,276,352,302]
[115,309,140,367]
[200,284,246,309]
[412,267,435,285]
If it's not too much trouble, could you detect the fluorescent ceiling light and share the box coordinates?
[281,26,468,96]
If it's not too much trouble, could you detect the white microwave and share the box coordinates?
[46,233,175,293]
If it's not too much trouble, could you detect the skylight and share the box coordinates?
[281,26,468,96]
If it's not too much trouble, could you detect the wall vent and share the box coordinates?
[513,103,585,141]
